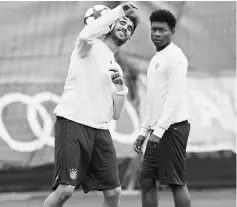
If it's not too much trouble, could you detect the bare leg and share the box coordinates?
[43,184,75,207]
[169,184,191,207]
[103,187,121,207]
[141,179,158,207]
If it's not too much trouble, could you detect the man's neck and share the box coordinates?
[156,41,171,52]
[104,37,120,54]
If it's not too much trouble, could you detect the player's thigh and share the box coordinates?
[140,141,158,181]
[156,121,190,185]
[53,116,92,189]
[91,129,120,186]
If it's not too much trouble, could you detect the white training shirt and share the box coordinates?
[139,42,189,138]
[54,6,128,129]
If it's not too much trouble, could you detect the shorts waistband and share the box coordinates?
[56,116,68,121]
[170,120,188,127]
[56,116,110,131]
[150,120,188,133]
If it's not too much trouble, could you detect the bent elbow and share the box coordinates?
[112,113,120,120]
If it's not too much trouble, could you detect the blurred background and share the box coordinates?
[0,0,236,199]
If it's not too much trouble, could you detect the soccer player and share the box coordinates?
[43,2,139,207]
[134,9,191,207]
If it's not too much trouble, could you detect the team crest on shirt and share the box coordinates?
[69,168,78,180]
[154,62,160,70]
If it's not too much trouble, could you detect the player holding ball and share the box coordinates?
[43,2,139,207]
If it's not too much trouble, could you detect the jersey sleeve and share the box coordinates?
[153,57,188,138]
[138,59,154,137]
[139,106,152,137]
[111,65,128,120]
[112,84,128,120]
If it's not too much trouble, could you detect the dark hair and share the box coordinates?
[126,12,140,34]
[149,9,176,30]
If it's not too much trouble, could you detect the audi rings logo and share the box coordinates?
[0,92,140,152]
[0,92,60,152]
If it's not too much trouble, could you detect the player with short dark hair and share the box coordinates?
[150,9,176,30]
[134,9,191,207]
[43,2,139,207]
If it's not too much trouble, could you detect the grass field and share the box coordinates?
[0,188,235,207]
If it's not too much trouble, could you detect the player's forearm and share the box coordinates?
[78,6,125,42]
[153,81,185,137]
[153,100,182,138]
[139,125,151,138]
[139,107,152,137]
[112,84,128,120]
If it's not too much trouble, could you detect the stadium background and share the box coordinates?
[0,1,236,193]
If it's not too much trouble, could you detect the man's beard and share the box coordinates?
[111,31,127,46]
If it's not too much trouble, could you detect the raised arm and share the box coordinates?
[78,6,125,43]
[76,2,138,57]
[75,6,125,57]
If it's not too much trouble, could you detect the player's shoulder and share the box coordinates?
[149,53,159,63]
[169,43,187,63]
[78,37,101,47]
[92,38,112,52]
[86,38,100,47]
[169,43,183,56]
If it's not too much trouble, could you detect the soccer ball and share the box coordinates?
[84,5,115,35]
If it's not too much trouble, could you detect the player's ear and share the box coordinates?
[128,32,133,40]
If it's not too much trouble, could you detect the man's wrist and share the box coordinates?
[114,83,125,90]
[114,84,128,95]
[139,128,150,138]
[153,127,165,138]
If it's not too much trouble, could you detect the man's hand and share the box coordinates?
[109,68,125,85]
[148,134,161,149]
[121,2,138,16]
[134,135,146,154]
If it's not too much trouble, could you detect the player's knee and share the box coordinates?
[103,187,122,201]
[169,184,185,193]
[55,184,75,201]
[140,178,155,191]
[169,184,191,201]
